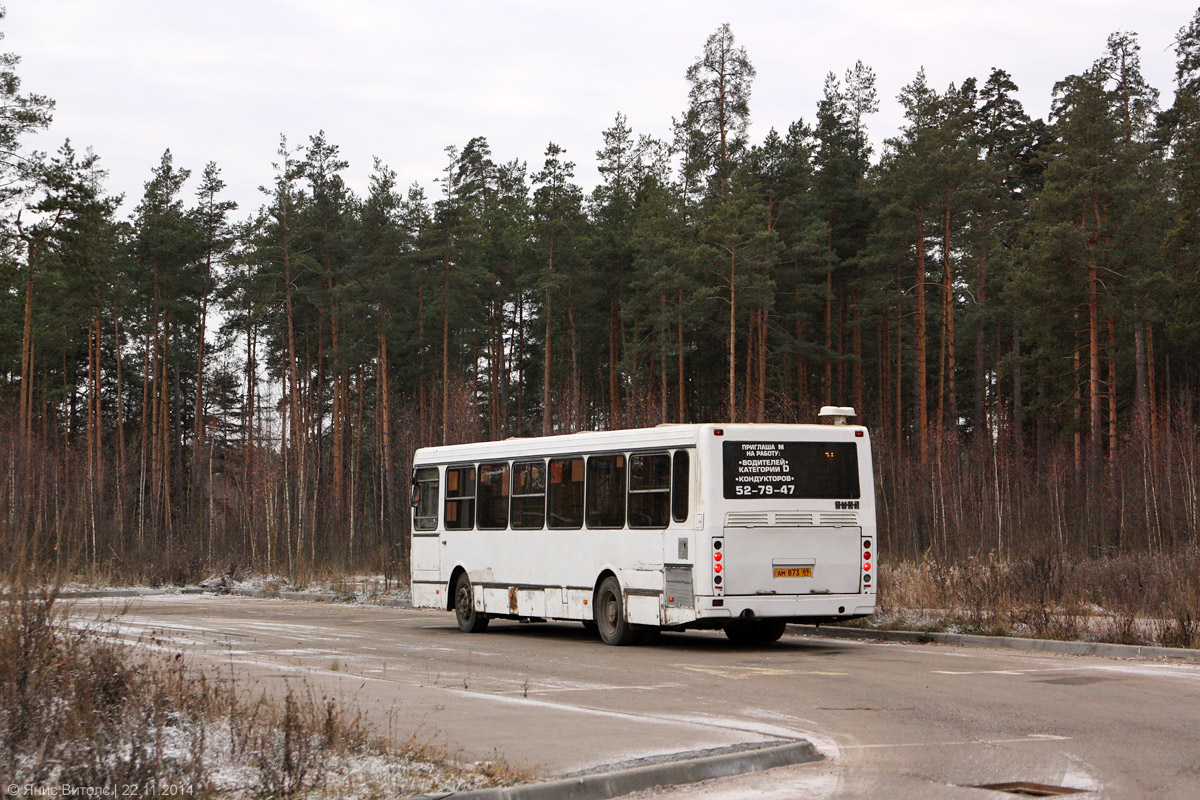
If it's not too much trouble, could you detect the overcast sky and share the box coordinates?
[6,1,1192,216]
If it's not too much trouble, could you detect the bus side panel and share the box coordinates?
[626,594,660,626]
[444,529,665,622]
[566,588,590,619]
[412,582,443,610]
[411,535,440,578]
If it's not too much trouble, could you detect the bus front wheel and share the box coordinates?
[595,577,641,646]
[724,618,787,645]
[454,573,490,633]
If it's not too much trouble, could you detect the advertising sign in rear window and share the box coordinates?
[723,441,860,499]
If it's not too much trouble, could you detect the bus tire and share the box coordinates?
[595,577,641,646]
[453,573,490,633]
[724,619,787,645]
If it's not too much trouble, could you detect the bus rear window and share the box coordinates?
[722,441,860,499]
[672,450,689,523]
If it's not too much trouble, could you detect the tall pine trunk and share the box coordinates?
[609,297,620,425]
[20,244,35,440]
[914,208,929,465]
[542,234,555,436]
[973,254,988,442]
[728,244,737,423]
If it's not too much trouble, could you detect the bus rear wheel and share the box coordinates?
[454,573,490,633]
[594,577,641,646]
[724,618,787,645]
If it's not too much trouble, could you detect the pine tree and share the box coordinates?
[1031,62,1125,477]
[876,68,940,464]
[592,113,639,423]
[1160,9,1200,403]
[189,162,236,456]
[0,6,53,208]
[679,23,756,199]
[815,63,878,413]
[968,68,1035,443]
[531,142,585,433]
[132,149,203,549]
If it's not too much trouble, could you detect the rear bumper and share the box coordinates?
[695,593,874,621]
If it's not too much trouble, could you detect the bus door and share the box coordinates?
[411,467,441,579]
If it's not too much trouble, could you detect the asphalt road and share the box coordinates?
[72,595,1200,799]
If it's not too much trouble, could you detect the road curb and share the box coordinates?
[792,624,1200,663]
[412,740,822,800]
[57,587,414,608]
[59,588,166,598]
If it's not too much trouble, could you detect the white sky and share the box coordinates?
[6,1,1191,216]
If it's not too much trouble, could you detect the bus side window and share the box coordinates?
[586,454,625,529]
[628,453,669,528]
[413,467,440,531]
[445,466,476,530]
[511,460,547,529]
[548,457,583,529]
[672,450,690,523]
[477,462,510,530]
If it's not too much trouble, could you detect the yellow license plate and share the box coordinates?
[773,567,812,578]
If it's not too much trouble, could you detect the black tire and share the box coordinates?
[453,572,489,633]
[594,576,642,646]
[724,618,787,645]
[581,619,599,636]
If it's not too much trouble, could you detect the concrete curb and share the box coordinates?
[60,588,166,598]
[58,587,415,608]
[792,624,1200,663]
[412,740,822,800]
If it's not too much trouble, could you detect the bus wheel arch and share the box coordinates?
[446,566,467,612]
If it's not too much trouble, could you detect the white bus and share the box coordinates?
[410,411,876,645]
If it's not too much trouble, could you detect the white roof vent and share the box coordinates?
[818,406,856,425]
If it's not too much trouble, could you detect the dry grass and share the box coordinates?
[864,547,1200,648]
[0,582,532,798]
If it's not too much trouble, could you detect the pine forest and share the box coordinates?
[3,11,1200,591]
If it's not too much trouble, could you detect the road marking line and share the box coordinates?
[676,665,846,679]
[933,669,1025,675]
[494,684,681,695]
[843,733,1071,750]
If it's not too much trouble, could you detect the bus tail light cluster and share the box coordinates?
[712,537,724,597]
[862,539,873,587]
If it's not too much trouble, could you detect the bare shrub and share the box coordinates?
[0,585,209,789]
[0,585,531,796]
[873,546,1200,647]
